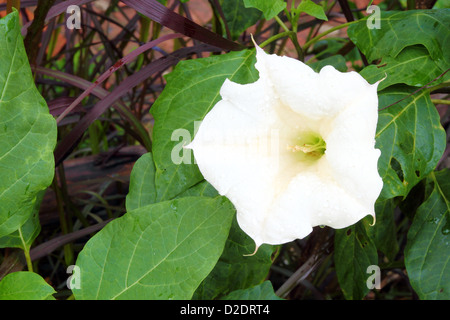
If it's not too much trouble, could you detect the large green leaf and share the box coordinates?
[177,180,219,199]
[369,198,399,261]
[347,9,450,71]
[219,0,262,40]
[0,271,56,300]
[334,217,378,300]
[0,190,43,250]
[126,152,276,300]
[126,152,275,299]
[375,86,446,200]
[125,152,156,211]
[308,54,348,73]
[151,49,258,202]
[0,11,57,237]
[126,153,219,208]
[174,180,276,300]
[360,45,449,91]
[220,281,282,300]
[405,169,450,300]
[73,196,235,300]
[194,217,275,299]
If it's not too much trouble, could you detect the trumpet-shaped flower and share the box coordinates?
[188,44,383,247]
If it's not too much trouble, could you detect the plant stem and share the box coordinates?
[431,99,450,105]
[18,228,33,272]
[135,15,151,70]
[57,163,91,228]
[427,79,450,93]
[275,254,324,298]
[52,173,74,266]
[407,0,416,9]
[23,0,57,65]
[379,75,449,112]
[88,121,101,155]
[276,37,289,55]
[303,20,358,51]
[274,15,290,33]
[274,15,304,61]
[259,31,295,48]
[24,249,33,272]
[290,33,304,61]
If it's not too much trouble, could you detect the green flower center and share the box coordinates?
[287,132,326,161]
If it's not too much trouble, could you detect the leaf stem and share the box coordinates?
[18,228,33,272]
[427,79,450,93]
[274,15,304,61]
[259,31,295,48]
[135,15,151,70]
[303,20,358,51]
[274,15,290,33]
[431,99,450,105]
[379,72,449,112]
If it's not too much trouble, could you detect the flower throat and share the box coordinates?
[287,132,326,160]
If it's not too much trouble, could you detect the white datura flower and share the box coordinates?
[187,43,383,248]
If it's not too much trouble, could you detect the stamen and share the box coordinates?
[287,132,326,160]
[287,142,326,156]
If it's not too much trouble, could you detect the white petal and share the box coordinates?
[324,80,383,213]
[252,46,383,229]
[263,170,370,244]
[254,45,375,119]
[190,44,383,246]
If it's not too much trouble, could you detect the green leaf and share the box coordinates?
[194,217,276,299]
[220,281,282,300]
[0,190,44,250]
[405,169,450,300]
[334,217,378,300]
[73,196,235,300]
[125,153,156,211]
[297,0,328,21]
[0,11,57,237]
[0,271,56,300]
[347,9,450,71]
[433,0,450,8]
[219,0,262,40]
[312,38,347,60]
[399,178,426,221]
[151,49,258,202]
[369,198,399,261]
[308,54,348,72]
[360,45,449,91]
[125,153,276,300]
[177,180,219,199]
[243,0,287,20]
[175,180,276,300]
[375,86,446,199]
